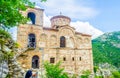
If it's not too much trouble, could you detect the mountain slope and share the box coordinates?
[92,31,120,67]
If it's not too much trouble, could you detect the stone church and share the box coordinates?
[16,7,93,75]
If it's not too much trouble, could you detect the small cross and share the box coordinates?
[60,12,62,15]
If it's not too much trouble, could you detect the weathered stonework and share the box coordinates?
[16,7,93,75]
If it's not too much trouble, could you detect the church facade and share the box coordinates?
[17,7,93,74]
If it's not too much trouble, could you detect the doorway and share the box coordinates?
[32,55,39,68]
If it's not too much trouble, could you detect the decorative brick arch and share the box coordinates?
[84,38,89,43]
[50,35,57,47]
[40,34,47,42]
[40,34,48,47]
[26,9,37,17]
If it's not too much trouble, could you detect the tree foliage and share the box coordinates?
[80,70,91,78]
[94,66,99,73]
[112,71,120,78]
[0,0,46,28]
[0,0,35,28]
[44,61,69,78]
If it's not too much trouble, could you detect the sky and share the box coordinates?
[10,0,120,40]
[32,0,120,32]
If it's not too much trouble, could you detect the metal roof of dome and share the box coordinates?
[50,15,71,21]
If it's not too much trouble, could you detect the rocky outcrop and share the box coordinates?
[0,47,28,78]
[0,62,8,78]
[8,59,24,78]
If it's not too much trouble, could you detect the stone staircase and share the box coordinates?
[14,47,28,59]
[8,47,28,78]
[11,47,28,77]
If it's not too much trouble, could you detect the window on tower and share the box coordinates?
[28,33,36,49]
[27,12,36,24]
[60,36,66,47]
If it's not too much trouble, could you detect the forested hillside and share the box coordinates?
[92,31,120,68]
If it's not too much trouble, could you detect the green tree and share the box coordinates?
[80,70,91,78]
[0,0,46,28]
[0,0,32,28]
[44,61,69,78]
[94,66,99,73]
[111,71,120,78]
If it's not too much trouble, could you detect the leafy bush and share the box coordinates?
[94,75,103,78]
[80,70,91,78]
[94,66,99,73]
[71,74,77,78]
[44,61,69,78]
[112,71,120,78]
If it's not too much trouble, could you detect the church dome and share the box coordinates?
[50,15,71,28]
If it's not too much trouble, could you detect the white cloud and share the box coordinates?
[43,13,51,27]
[70,21,104,39]
[31,0,99,20]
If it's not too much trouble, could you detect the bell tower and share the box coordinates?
[17,7,44,49]
[21,7,44,26]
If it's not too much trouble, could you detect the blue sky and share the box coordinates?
[88,0,120,32]
[33,0,120,32]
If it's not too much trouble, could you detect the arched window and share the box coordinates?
[27,12,36,24]
[60,36,66,47]
[28,34,36,48]
[32,55,39,68]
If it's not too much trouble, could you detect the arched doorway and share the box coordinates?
[32,55,39,68]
